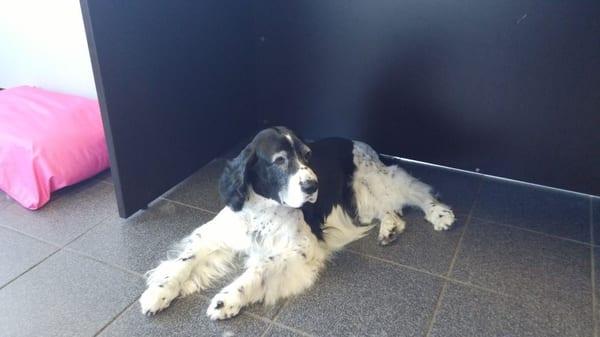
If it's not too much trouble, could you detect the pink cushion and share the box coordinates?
[0,86,109,209]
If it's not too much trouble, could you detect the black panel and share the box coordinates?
[81,1,257,217]
[255,0,600,195]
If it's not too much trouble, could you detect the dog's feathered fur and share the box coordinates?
[140,127,455,320]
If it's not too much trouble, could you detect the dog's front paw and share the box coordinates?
[140,285,179,316]
[425,203,455,231]
[206,291,243,320]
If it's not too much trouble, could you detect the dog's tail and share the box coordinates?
[322,205,374,251]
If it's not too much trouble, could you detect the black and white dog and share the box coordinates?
[140,126,455,320]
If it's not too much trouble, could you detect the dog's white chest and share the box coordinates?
[242,205,306,248]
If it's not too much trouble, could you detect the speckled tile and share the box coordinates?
[429,282,592,337]
[263,325,312,337]
[163,159,226,213]
[98,295,269,337]
[452,219,591,309]
[277,251,443,337]
[67,198,283,319]
[0,190,13,210]
[0,250,142,337]
[474,177,590,242]
[0,180,119,246]
[67,199,213,275]
[385,158,482,215]
[0,226,58,287]
[348,210,466,275]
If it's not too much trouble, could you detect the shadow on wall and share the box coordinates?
[362,36,488,168]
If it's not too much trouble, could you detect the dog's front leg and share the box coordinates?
[140,208,248,315]
[205,260,268,320]
[206,248,323,320]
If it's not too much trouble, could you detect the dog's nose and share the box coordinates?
[300,179,318,194]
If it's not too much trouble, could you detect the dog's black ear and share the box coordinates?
[219,144,256,211]
[287,130,311,160]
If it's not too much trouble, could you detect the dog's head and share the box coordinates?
[219,126,318,211]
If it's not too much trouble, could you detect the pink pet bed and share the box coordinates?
[0,86,109,209]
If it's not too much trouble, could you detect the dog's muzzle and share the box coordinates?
[301,179,319,203]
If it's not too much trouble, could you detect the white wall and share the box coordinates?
[0,0,97,98]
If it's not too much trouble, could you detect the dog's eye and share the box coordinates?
[273,156,286,165]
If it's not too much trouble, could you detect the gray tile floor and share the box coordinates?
[0,157,598,337]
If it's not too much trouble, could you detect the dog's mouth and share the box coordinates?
[279,192,318,208]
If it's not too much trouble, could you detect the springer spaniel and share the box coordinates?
[140,126,455,320]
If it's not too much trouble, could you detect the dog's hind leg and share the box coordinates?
[140,208,249,315]
[400,176,455,231]
[352,141,455,234]
[378,211,406,245]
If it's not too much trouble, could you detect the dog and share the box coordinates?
[140,126,455,320]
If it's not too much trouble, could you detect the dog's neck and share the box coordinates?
[243,187,301,219]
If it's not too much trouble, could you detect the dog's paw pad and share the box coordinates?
[140,285,178,316]
[426,204,455,231]
[206,291,242,320]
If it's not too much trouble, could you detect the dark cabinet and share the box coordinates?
[82,0,600,217]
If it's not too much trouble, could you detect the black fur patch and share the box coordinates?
[180,255,196,261]
[301,138,357,240]
[219,143,256,211]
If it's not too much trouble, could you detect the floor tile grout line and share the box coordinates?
[0,190,138,293]
[0,249,61,291]
[270,298,290,323]
[152,291,308,337]
[470,215,593,247]
[0,223,62,248]
[346,249,514,298]
[469,169,594,246]
[92,295,140,337]
[63,247,145,278]
[446,196,480,277]
[424,177,482,337]
[60,212,117,249]
[159,196,218,215]
[0,211,121,290]
[267,320,318,337]
[260,298,294,337]
[243,304,316,337]
[345,249,442,279]
[258,323,275,337]
[591,196,597,337]
[423,281,449,337]
[243,311,276,325]
[444,277,519,299]
[0,199,115,250]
